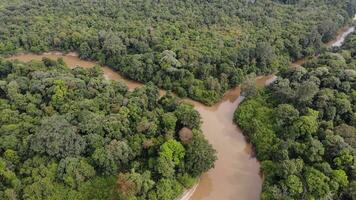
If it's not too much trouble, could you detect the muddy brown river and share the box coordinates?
[5,17,355,199]
[6,52,273,200]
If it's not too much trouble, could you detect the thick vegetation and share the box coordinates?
[0,0,355,104]
[234,32,356,199]
[0,58,216,200]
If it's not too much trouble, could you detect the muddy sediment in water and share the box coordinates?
[5,19,354,199]
[6,52,271,200]
[186,75,276,200]
[6,52,143,90]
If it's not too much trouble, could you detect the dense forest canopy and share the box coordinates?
[234,31,356,199]
[0,58,217,199]
[1,0,356,199]
[0,0,355,104]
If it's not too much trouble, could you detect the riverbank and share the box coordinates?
[4,15,355,199]
[292,16,356,68]
[5,51,143,90]
[327,15,356,47]
[5,51,267,200]
[233,22,356,199]
[175,180,200,200]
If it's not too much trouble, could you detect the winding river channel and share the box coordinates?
[5,16,355,200]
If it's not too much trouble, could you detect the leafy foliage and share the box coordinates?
[234,32,356,199]
[0,0,355,104]
[0,58,216,199]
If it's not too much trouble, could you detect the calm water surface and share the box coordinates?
[7,52,271,200]
[5,20,354,199]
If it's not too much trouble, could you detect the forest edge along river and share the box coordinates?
[4,16,355,200]
[5,52,273,200]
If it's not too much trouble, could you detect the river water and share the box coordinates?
[6,52,143,90]
[6,52,272,199]
[5,17,355,200]
[328,14,356,47]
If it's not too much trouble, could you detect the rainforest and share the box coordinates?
[0,0,355,200]
[235,31,356,199]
